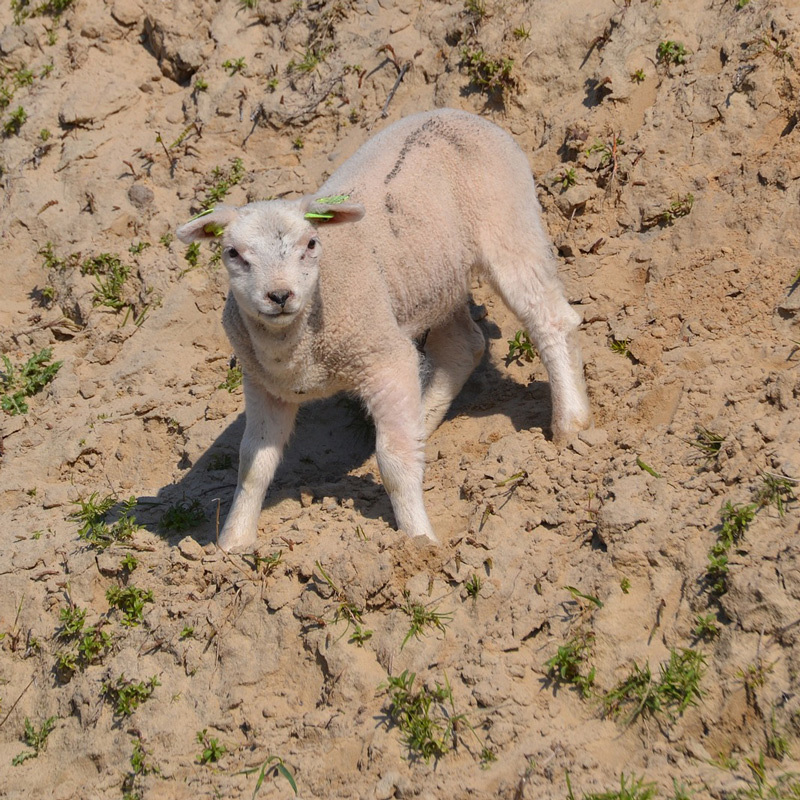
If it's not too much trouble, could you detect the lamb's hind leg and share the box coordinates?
[421,304,486,437]
[487,255,590,442]
[361,339,437,542]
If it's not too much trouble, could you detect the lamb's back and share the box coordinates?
[316,110,537,336]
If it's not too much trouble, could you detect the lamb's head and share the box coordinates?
[176,195,365,327]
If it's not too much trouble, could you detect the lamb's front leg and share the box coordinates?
[218,378,298,553]
[362,348,437,543]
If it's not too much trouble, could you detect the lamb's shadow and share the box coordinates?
[142,326,554,547]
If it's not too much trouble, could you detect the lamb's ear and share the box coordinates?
[176,205,239,243]
[301,193,365,224]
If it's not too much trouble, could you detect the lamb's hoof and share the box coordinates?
[217,529,258,554]
[551,417,592,447]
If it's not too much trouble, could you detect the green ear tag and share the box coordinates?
[314,193,350,205]
[304,194,350,221]
[203,222,225,237]
[189,207,215,221]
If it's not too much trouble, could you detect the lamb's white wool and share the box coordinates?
[176,108,591,552]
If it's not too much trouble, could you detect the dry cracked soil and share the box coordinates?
[1,0,800,798]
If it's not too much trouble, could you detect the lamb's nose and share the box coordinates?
[267,290,292,308]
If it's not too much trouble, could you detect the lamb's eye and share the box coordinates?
[307,238,318,251]
[224,247,240,260]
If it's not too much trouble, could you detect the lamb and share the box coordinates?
[176,108,590,553]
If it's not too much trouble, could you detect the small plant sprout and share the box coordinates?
[160,499,206,533]
[12,716,58,766]
[194,76,208,91]
[545,632,597,698]
[219,364,243,392]
[460,47,517,100]
[106,585,154,627]
[465,573,482,600]
[401,593,453,649]
[567,772,658,800]
[506,330,537,364]
[4,105,27,135]
[314,561,372,643]
[564,585,603,608]
[671,778,695,800]
[238,755,298,797]
[222,57,246,75]
[603,648,706,724]
[767,709,791,760]
[202,157,245,209]
[58,604,87,638]
[754,472,796,516]
[129,241,150,255]
[739,752,800,799]
[636,457,661,478]
[123,738,160,797]
[120,553,138,573]
[720,500,757,544]
[380,670,492,764]
[102,675,160,717]
[70,494,139,549]
[1,348,63,415]
[197,729,227,764]
[55,602,112,677]
[631,68,646,83]
[646,194,695,228]
[609,338,631,357]
[14,68,34,87]
[737,659,775,695]
[80,253,132,311]
[513,24,531,40]
[241,550,283,578]
[694,613,720,640]
[554,167,577,189]
[688,425,724,463]
[657,40,688,67]
[706,550,730,596]
[464,0,487,20]
[287,47,330,75]
[184,241,201,269]
[292,136,304,150]
[620,577,631,594]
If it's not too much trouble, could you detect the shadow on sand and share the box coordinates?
[133,322,554,547]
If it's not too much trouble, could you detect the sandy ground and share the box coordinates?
[1,0,800,798]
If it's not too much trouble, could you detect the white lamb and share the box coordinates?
[177,108,590,552]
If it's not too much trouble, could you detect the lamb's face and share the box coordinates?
[222,204,321,328]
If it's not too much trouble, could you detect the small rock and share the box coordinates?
[578,428,608,447]
[570,438,590,456]
[178,536,204,561]
[59,79,140,127]
[112,0,142,26]
[79,381,97,399]
[554,184,596,216]
[128,183,155,210]
[375,774,399,800]
[96,551,122,576]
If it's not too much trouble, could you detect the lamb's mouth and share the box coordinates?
[259,308,297,324]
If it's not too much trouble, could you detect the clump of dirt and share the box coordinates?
[1,0,799,798]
